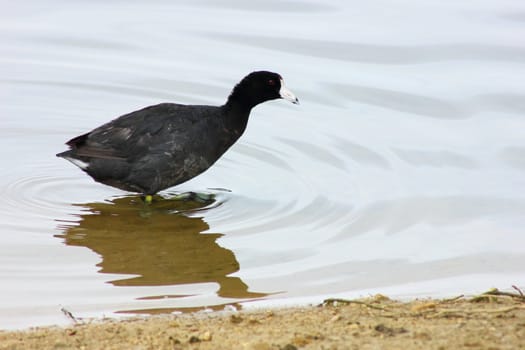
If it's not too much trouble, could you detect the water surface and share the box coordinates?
[1,0,525,329]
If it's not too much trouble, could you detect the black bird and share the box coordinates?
[57,71,299,203]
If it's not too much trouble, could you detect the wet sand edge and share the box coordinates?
[1,289,524,350]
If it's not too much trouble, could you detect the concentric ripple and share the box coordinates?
[0,168,92,231]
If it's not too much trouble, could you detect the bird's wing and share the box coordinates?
[66,103,211,161]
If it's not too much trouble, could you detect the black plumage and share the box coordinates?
[57,71,299,196]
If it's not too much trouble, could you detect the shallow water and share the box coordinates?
[1,0,525,329]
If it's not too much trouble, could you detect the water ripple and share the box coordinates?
[499,147,525,170]
[326,83,468,119]
[188,0,337,12]
[277,137,347,170]
[3,79,216,105]
[335,195,525,240]
[0,171,89,230]
[205,33,525,64]
[392,148,478,169]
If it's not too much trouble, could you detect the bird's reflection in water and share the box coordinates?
[55,193,268,314]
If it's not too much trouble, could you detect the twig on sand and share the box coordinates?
[430,305,525,318]
[61,306,81,324]
[321,298,387,311]
[470,287,525,303]
[440,294,464,303]
[512,285,524,297]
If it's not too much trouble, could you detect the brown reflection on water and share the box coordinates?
[55,195,268,300]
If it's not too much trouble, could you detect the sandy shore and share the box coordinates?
[1,289,524,350]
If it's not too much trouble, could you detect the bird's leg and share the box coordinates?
[143,195,153,204]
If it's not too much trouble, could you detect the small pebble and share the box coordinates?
[329,315,342,322]
[411,302,437,312]
[230,315,243,324]
[201,331,212,341]
[188,336,200,343]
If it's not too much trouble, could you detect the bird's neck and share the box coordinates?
[224,78,265,113]
[221,78,264,133]
[221,103,250,134]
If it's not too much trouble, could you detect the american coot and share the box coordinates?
[57,71,299,203]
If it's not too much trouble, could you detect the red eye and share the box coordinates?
[268,79,275,86]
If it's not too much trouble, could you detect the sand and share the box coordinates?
[1,289,524,350]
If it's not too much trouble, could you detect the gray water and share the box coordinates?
[1,0,525,329]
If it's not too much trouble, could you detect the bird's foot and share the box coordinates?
[169,191,214,203]
[142,194,153,204]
